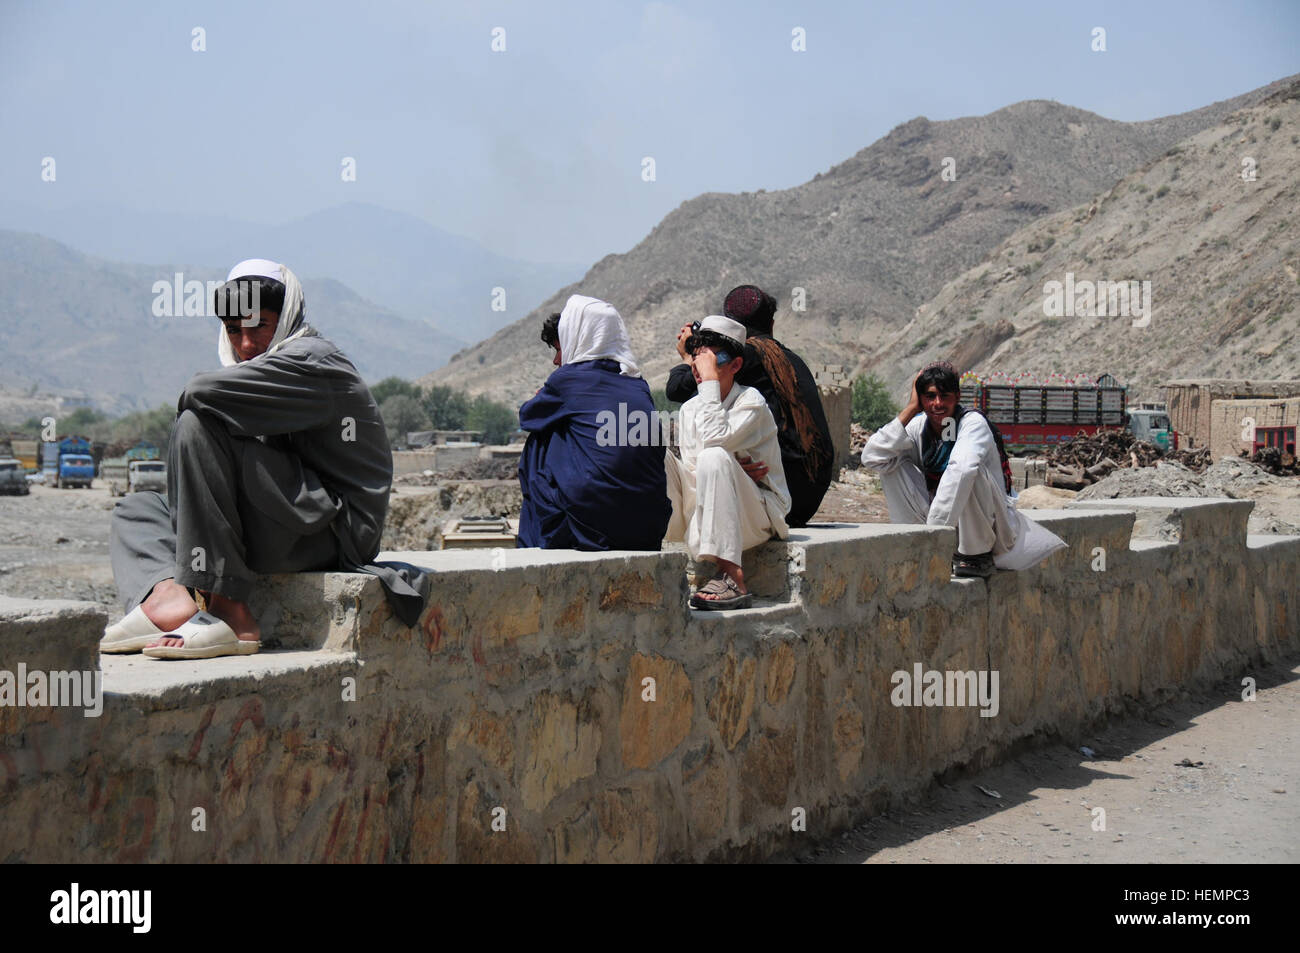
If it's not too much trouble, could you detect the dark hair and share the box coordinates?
[686,328,743,362]
[212,277,285,320]
[916,364,960,396]
[723,285,777,335]
[540,312,560,347]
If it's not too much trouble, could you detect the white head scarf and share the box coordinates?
[556,294,641,378]
[216,259,315,366]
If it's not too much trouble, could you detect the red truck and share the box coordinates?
[959,372,1131,452]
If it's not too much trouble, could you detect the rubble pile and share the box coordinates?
[1075,457,1300,535]
[1043,429,1214,489]
[1244,446,1299,476]
[848,423,871,462]
[393,456,519,485]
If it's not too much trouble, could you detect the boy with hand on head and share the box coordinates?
[667,285,834,527]
[665,316,791,610]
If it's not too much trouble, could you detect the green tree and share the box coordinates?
[58,407,108,435]
[649,387,674,414]
[466,394,518,445]
[380,394,431,448]
[370,376,421,405]
[106,405,176,455]
[422,385,470,430]
[852,374,899,430]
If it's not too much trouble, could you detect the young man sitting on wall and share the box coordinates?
[101,259,426,659]
[665,316,790,610]
[860,361,1065,577]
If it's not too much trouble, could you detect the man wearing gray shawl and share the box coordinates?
[101,259,415,659]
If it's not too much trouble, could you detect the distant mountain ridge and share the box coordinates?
[424,75,1297,409]
[0,230,463,417]
[0,200,584,343]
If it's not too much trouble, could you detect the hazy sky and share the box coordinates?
[2,0,1297,266]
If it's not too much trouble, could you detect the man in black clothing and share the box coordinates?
[665,285,834,527]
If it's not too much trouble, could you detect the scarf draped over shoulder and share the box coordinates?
[217,259,318,367]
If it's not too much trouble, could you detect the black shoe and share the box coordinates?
[953,551,995,578]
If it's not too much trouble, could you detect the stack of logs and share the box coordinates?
[1043,430,1212,490]
[1244,445,1300,476]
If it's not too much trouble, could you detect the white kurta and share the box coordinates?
[666,380,791,564]
[861,413,1066,570]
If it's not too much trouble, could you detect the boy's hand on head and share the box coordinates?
[901,370,924,423]
[695,347,720,382]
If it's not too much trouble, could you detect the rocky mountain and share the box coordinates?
[0,201,583,342]
[423,75,1297,408]
[869,78,1300,404]
[0,230,463,417]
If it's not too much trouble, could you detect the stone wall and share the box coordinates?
[1209,397,1300,459]
[810,363,852,471]
[2,498,1297,863]
[1165,379,1300,449]
[392,445,481,476]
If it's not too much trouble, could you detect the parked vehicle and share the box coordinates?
[101,456,167,496]
[100,456,130,497]
[41,436,95,489]
[960,373,1127,452]
[128,460,167,493]
[0,458,29,495]
[125,441,161,463]
[1127,403,1176,450]
[5,437,39,473]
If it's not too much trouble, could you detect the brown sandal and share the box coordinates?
[690,572,753,611]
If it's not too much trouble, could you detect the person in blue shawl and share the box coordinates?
[517,294,671,551]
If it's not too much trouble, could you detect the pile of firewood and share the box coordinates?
[1244,445,1299,476]
[1042,429,1212,490]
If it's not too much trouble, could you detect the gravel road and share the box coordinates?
[789,660,1300,864]
[0,482,121,620]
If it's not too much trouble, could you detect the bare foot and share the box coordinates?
[145,585,260,649]
[696,558,748,601]
[140,578,200,632]
[207,593,261,643]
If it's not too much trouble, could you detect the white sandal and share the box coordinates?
[100,605,165,654]
[141,610,260,660]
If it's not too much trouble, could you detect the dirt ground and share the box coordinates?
[810,468,892,524]
[0,482,120,620]
[787,660,1300,864]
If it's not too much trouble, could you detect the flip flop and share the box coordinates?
[141,610,261,660]
[689,572,753,611]
[100,605,165,654]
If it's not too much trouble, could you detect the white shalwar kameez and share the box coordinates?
[861,413,1066,570]
[666,379,791,566]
